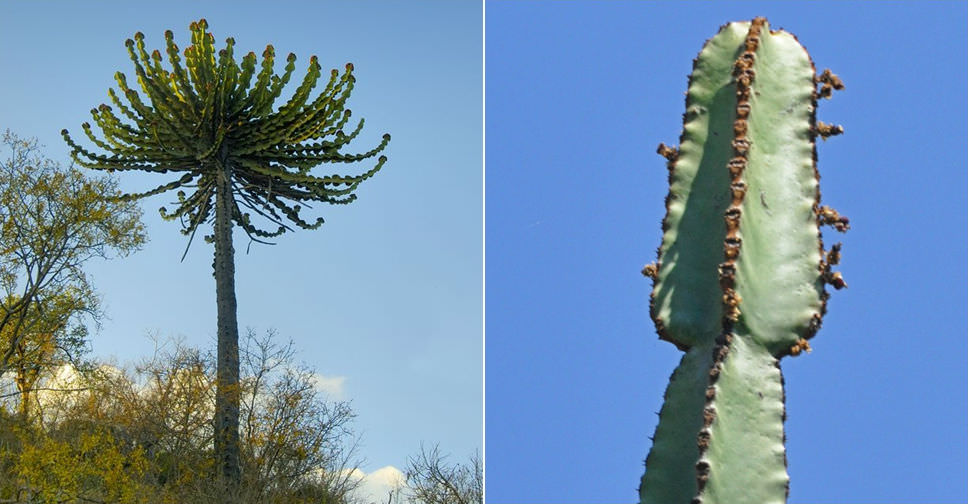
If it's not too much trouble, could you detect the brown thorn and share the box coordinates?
[727,157,746,178]
[788,338,812,357]
[825,270,848,290]
[704,386,716,401]
[732,138,751,155]
[816,121,845,139]
[697,430,711,451]
[722,290,742,321]
[826,242,842,266]
[816,69,845,100]
[807,313,823,335]
[733,119,748,137]
[656,142,679,161]
[818,205,850,232]
[817,68,845,90]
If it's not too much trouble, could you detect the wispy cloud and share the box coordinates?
[308,372,347,399]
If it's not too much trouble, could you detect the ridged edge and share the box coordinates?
[692,17,765,503]
[639,348,714,503]
[788,43,849,358]
[647,21,738,352]
[805,38,827,349]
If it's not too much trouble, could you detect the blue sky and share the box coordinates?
[3,1,967,503]
[486,1,966,503]
[0,1,482,498]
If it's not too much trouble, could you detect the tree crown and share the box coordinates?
[62,19,391,245]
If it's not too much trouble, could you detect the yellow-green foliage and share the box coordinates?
[0,331,359,504]
[1,131,145,406]
[15,427,150,504]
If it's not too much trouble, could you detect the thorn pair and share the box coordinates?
[656,143,678,162]
[815,121,844,139]
[818,205,850,232]
[816,69,844,99]
[789,338,812,356]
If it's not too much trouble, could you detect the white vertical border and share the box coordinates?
[480,0,487,502]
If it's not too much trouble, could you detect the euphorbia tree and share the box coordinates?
[63,19,390,491]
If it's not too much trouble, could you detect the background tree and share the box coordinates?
[0,130,145,414]
[0,330,360,504]
[238,329,360,502]
[2,293,89,420]
[62,19,390,493]
[405,445,482,504]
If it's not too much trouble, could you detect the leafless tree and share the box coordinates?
[406,444,482,504]
[238,328,362,502]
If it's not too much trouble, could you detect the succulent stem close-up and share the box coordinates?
[639,17,848,504]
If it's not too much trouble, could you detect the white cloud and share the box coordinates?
[348,465,406,504]
[35,363,120,405]
[30,363,128,421]
[308,372,346,399]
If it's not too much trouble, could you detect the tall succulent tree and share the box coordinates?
[63,19,390,492]
[639,18,847,503]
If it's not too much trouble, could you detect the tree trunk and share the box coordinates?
[213,148,241,494]
[14,342,31,420]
